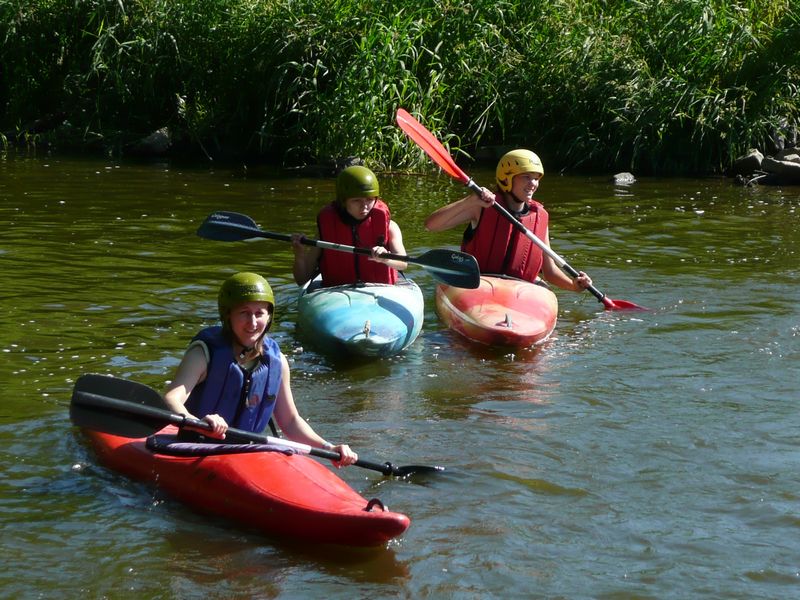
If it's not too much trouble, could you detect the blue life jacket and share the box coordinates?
[185,326,282,433]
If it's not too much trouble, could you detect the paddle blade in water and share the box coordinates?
[603,297,649,311]
[392,464,446,477]
[397,108,648,313]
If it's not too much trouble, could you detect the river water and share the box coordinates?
[1,152,798,598]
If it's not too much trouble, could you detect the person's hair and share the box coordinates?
[221,303,272,358]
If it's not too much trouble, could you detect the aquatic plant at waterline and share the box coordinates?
[1,0,797,174]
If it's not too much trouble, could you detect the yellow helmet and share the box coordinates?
[495,149,544,192]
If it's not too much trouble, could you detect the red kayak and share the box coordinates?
[81,426,410,547]
[435,275,558,347]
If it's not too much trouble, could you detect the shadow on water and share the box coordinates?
[158,527,411,584]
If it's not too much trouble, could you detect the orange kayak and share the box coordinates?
[435,275,558,347]
[81,426,410,547]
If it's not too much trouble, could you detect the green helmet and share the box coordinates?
[335,165,380,203]
[496,149,544,192]
[217,272,275,322]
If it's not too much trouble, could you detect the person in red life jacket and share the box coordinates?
[424,149,592,293]
[162,272,357,467]
[291,165,408,287]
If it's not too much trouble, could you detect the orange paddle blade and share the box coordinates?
[396,109,470,184]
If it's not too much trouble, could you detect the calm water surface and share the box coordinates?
[1,153,798,599]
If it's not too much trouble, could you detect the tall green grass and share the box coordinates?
[1,0,797,174]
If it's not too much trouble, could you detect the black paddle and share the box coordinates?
[396,108,648,311]
[69,374,444,477]
[197,210,480,289]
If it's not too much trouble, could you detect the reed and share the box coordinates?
[1,0,797,174]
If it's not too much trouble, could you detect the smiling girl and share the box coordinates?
[162,272,357,466]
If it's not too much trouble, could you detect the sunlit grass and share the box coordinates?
[1,0,797,174]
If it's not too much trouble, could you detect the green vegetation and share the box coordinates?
[1,0,798,174]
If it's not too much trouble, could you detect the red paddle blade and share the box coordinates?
[396,108,470,184]
[602,297,649,311]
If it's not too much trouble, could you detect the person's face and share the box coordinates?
[344,196,377,220]
[229,301,272,347]
[510,172,541,202]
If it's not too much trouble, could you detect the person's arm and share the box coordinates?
[291,234,322,286]
[370,220,408,271]
[540,229,593,292]
[272,354,358,467]
[424,187,494,232]
[163,345,207,416]
[163,344,229,438]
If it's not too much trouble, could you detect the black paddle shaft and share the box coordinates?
[70,375,444,477]
[198,210,480,287]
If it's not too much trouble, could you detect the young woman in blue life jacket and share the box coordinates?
[162,272,357,467]
[424,149,593,292]
[291,165,408,287]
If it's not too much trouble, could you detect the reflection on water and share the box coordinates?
[1,154,799,598]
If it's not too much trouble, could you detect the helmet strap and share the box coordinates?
[501,190,528,216]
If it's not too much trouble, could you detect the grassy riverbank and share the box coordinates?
[1,0,798,174]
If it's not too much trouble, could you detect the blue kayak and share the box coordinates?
[297,278,424,358]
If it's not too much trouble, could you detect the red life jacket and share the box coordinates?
[462,198,549,282]
[317,200,398,287]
